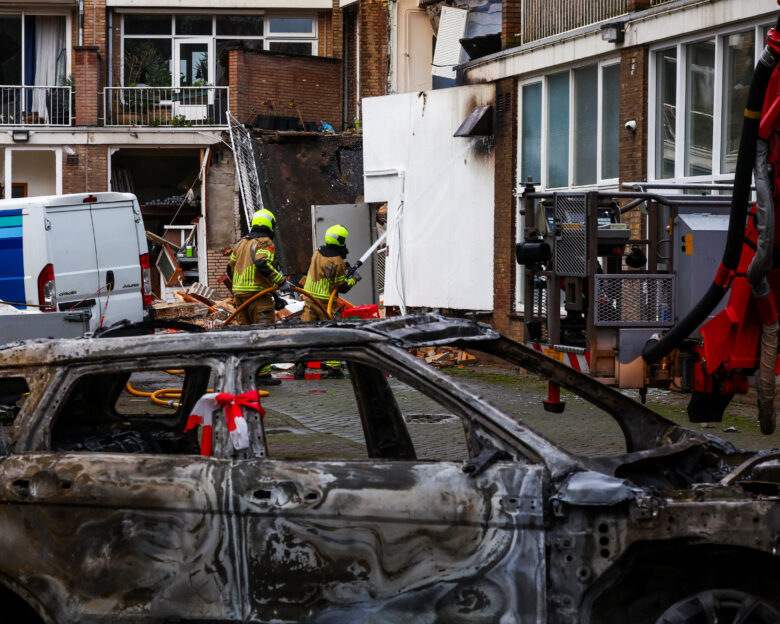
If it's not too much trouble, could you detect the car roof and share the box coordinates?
[0,325,387,367]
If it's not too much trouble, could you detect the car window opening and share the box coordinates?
[0,376,29,427]
[255,358,471,463]
[51,367,213,454]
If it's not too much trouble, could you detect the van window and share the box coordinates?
[51,367,213,454]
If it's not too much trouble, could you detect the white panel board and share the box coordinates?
[363,84,495,311]
[432,7,467,80]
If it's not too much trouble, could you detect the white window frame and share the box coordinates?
[120,11,319,86]
[648,19,773,185]
[515,59,621,311]
[517,58,622,193]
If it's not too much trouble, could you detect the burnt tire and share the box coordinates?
[655,589,780,624]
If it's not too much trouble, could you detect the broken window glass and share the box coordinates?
[51,367,213,455]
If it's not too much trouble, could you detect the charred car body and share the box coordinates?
[0,314,778,623]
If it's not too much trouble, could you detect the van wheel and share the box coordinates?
[655,589,779,624]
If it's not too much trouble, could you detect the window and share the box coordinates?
[122,12,318,87]
[650,22,770,183]
[255,359,471,462]
[546,72,570,188]
[519,60,621,190]
[0,14,67,88]
[0,376,29,426]
[51,367,214,454]
[520,83,542,185]
[655,47,677,179]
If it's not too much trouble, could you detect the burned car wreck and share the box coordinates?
[0,314,778,623]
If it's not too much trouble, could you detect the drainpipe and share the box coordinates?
[108,10,112,88]
[77,0,84,46]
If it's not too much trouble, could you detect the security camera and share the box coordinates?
[625,119,637,132]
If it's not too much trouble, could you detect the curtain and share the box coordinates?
[32,16,65,121]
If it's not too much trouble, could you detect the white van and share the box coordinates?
[0,192,151,336]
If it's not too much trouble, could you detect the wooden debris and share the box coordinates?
[409,346,477,368]
[152,301,208,320]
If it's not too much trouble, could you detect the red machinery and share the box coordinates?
[675,24,780,433]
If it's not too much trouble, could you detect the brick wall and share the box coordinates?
[489,78,523,341]
[503,0,522,49]
[206,248,233,300]
[73,47,100,126]
[358,0,390,103]
[83,0,108,91]
[328,1,343,59]
[62,145,109,193]
[619,45,649,238]
[228,48,342,129]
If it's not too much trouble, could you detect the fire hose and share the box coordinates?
[223,285,351,326]
[125,370,268,409]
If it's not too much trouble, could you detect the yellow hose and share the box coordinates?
[126,380,269,409]
[223,286,278,325]
[327,289,338,317]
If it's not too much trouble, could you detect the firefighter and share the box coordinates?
[296,224,360,378]
[228,209,288,384]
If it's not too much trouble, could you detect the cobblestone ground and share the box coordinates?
[120,366,780,460]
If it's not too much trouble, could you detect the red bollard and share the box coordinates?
[543,381,566,413]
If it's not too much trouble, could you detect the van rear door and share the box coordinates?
[90,200,144,326]
[46,203,101,325]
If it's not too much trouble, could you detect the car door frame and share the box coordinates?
[0,354,246,622]
[231,344,549,622]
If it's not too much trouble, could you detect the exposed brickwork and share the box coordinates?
[489,77,523,341]
[329,1,343,59]
[502,0,522,49]
[206,248,233,300]
[73,47,101,126]
[619,45,649,238]
[62,145,109,193]
[228,48,342,129]
[358,0,390,104]
[83,0,108,91]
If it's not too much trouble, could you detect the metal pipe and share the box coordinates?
[621,181,750,191]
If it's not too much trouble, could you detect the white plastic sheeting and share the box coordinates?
[363,85,495,311]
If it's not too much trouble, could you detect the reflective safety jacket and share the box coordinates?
[229,235,285,293]
[303,246,356,301]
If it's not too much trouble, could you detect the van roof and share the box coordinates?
[0,192,136,210]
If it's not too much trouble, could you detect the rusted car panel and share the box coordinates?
[0,314,777,623]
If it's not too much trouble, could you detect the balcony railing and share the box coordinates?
[0,86,72,126]
[104,87,229,127]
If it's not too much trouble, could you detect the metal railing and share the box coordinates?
[104,87,229,127]
[0,86,71,126]
[522,0,627,44]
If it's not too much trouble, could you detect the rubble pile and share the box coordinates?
[409,346,477,368]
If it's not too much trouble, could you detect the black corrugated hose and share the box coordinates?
[643,14,780,364]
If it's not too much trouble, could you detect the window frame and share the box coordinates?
[0,9,72,88]
[120,10,319,86]
[515,58,621,311]
[648,19,772,185]
[517,57,622,193]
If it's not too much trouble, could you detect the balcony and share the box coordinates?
[104,87,229,128]
[0,86,72,127]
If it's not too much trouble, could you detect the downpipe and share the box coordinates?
[747,138,778,434]
[642,20,780,364]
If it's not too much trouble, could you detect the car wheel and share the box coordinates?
[655,589,780,624]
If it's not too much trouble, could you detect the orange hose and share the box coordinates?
[327,289,339,317]
[223,286,277,325]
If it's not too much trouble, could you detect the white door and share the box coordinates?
[46,204,101,323]
[90,201,144,328]
[174,39,212,121]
